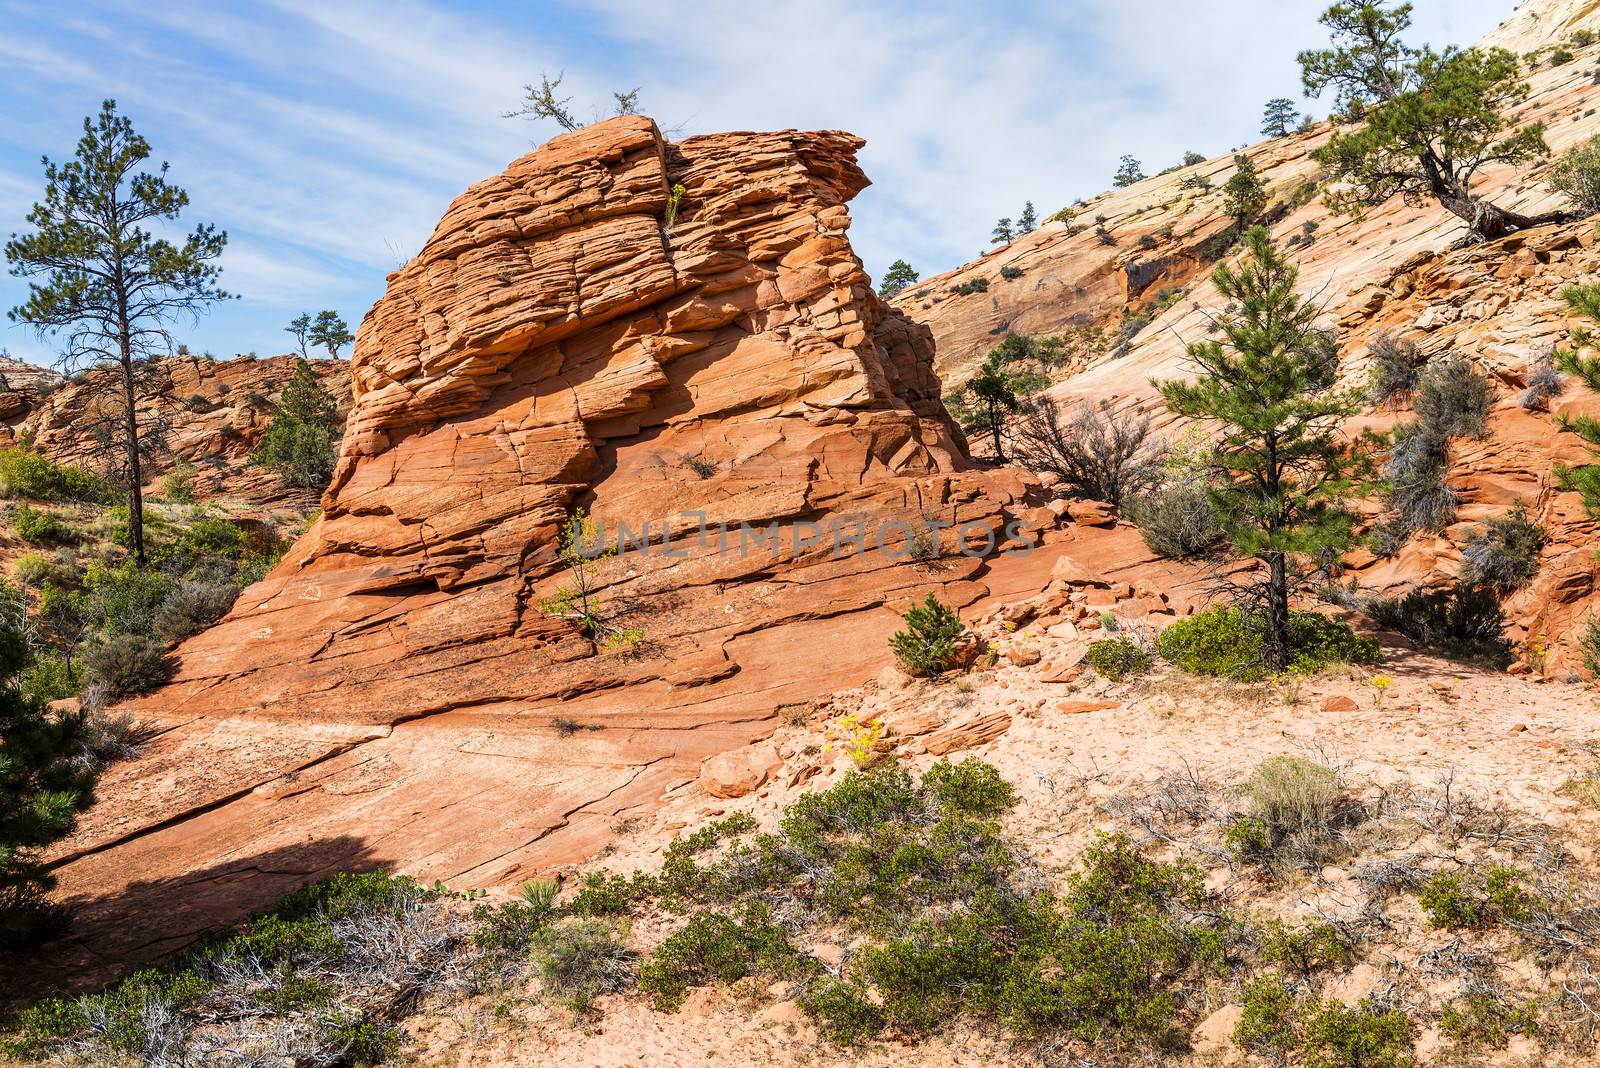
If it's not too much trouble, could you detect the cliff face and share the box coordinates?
[894,0,1600,669]
[34,117,1046,986]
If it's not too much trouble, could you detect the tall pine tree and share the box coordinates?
[6,100,230,568]
[1156,227,1373,668]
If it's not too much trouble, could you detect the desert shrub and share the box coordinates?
[1552,46,1576,65]
[80,634,176,704]
[1366,333,1421,408]
[1157,605,1379,681]
[1550,135,1600,216]
[640,904,806,1010]
[889,594,966,676]
[12,505,69,546]
[1439,988,1540,1049]
[76,707,147,768]
[3,871,443,1065]
[1363,583,1510,668]
[1237,756,1353,866]
[1415,358,1492,440]
[1519,351,1564,410]
[1380,422,1457,538]
[153,579,239,642]
[1257,920,1351,978]
[1086,635,1152,680]
[161,459,197,502]
[950,277,990,296]
[999,265,1024,281]
[1236,978,1413,1068]
[532,920,637,1013]
[1459,504,1543,594]
[0,449,114,503]
[1010,399,1166,508]
[76,560,175,637]
[1126,478,1224,558]
[1419,865,1533,929]
[20,651,80,706]
[13,552,52,589]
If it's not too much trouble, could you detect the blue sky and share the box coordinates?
[0,0,1512,368]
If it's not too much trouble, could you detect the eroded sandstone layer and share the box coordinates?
[25,117,1048,989]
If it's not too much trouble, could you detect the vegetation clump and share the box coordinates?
[1363,583,1511,668]
[250,356,342,491]
[1157,604,1379,681]
[889,594,966,676]
[1086,635,1153,681]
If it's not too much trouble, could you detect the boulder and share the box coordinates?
[699,743,782,799]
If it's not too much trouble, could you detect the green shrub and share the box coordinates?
[0,449,114,503]
[1236,978,1413,1068]
[81,634,176,704]
[1086,635,1152,680]
[531,920,637,1013]
[161,459,197,502]
[1439,989,1539,1049]
[12,504,69,546]
[77,559,175,636]
[1157,605,1379,680]
[20,651,81,706]
[1258,920,1351,978]
[1419,865,1533,929]
[1127,478,1224,558]
[13,552,53,588]
[1363,583,1510,668]
[1459,504,1543,594]
[889,594,966,676]
[639,904,807,1010]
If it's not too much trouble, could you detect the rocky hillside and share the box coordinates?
[894,0,1600,670]
[15,353,351,503]
[19,115,1067,991]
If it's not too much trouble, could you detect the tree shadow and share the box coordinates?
[0,833,380,1010]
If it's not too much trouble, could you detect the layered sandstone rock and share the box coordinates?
[29,117,1045,990]
[20,354,351,502]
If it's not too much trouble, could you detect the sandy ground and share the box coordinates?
[395,619,1600,1068]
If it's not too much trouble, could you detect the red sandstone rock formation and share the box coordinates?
[20,354,351,502]
[28,117,1048,989]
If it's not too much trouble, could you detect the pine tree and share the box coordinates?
[285,313,312,358]
[1551,283,1600,514]
[1262,98,1301,137]
[1155,227,1374,669]
[1222,154,1268,233]
[6,101,230,568]
[250,357,342,490]
[309,310,353,358]
[1017,201,1038,233]
[1113,155,1146,188]
[0,625,95,946]
[1299,1,1565,241]
[953,354,1041,463]
[878,259,920,298]
[991,218,1015,245]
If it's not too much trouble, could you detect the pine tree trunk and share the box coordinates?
[115,305,146,568]
[990,419,1005,464]
[1437,190,1571,242]
[1266,551,1290,670]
